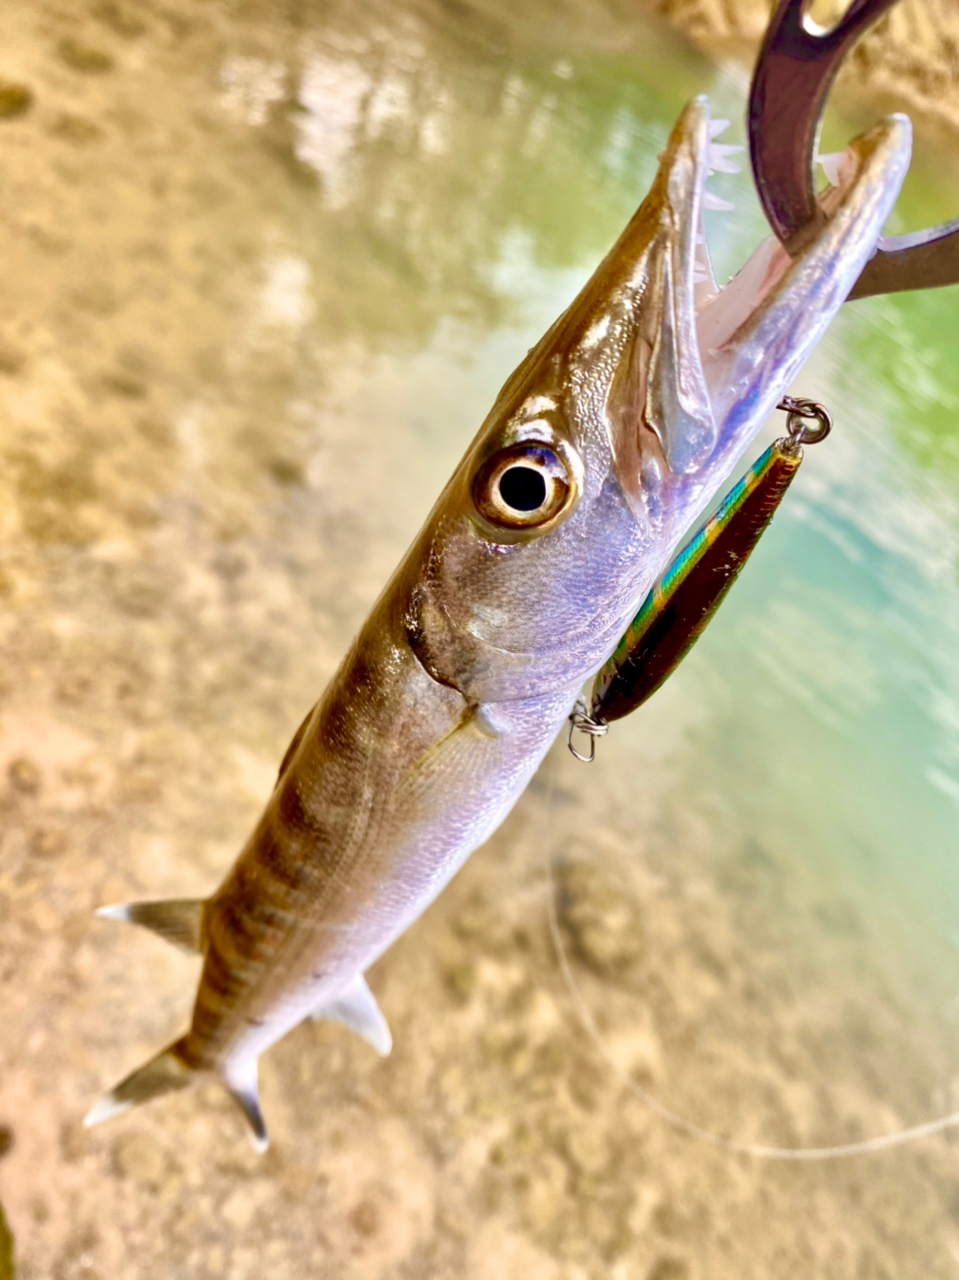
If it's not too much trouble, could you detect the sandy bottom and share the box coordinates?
[1,1,959,1278]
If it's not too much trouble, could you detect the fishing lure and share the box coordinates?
[568,396,831,760]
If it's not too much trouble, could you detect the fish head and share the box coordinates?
[404,97,911,705]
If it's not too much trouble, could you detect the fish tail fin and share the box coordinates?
[84,1037,194,1129]
[96,897,207,954]
[85,1041,270,1152]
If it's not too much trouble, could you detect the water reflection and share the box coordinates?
[219,6,729,349]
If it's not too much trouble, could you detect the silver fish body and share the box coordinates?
[88,99,911,1148]
[193,598,573,1071]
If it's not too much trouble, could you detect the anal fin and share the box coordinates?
[96,898,207,954]
[222,1056,269,1153]
[311,974,392,1056]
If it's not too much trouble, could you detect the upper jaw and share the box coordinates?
[563,96,911,514]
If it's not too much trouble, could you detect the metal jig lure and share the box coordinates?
[568,397,832,762]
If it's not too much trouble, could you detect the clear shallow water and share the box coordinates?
[3,0,959,1275]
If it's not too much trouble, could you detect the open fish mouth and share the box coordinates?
[584,96,912,505]
[399,97,911,703]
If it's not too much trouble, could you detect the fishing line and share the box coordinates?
[542,763,959,1161]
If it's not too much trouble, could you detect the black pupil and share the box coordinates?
[499,465,547,512]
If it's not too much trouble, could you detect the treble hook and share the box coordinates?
[748,0,959,299]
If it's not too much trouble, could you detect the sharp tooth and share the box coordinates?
[817,150,847,187]
[707,143,743,175]
[708,118,731,139]
[703,190,735,213]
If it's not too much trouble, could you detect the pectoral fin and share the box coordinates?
[311,974,392,1056]
[96,898,207,954]
[276,703,317,783]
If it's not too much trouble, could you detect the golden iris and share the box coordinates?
[472,443,573,530]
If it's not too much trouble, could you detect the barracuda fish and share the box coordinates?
[86,96,910,1149]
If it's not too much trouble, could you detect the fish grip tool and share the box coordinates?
[568,398,831,762]
[749,0,959,298]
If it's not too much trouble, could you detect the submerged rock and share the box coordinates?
[554,859,644,978]
[56,38,114,74]
[0,82,32,120]
[647,1258,689,1280]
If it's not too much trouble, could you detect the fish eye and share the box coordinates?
[472,443,574,530]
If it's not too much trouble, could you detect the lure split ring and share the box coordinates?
[777,395,833,448]
[567,700,608,763]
